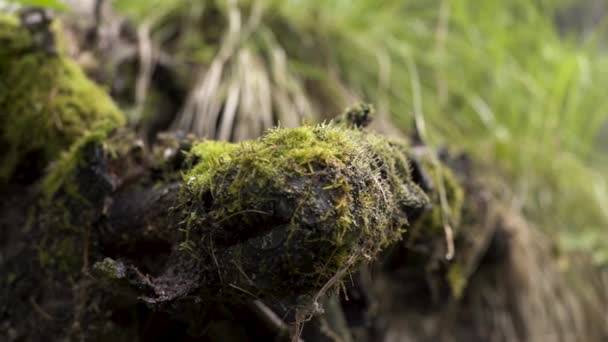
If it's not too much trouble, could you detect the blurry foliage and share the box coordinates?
[39,0,608,265]
[7,0,67,10]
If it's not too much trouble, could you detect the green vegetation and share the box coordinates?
[1,2,606,339]
[0,14,124,184]
[41,129,110,198]
[112,0,608,265]
[178,122,431,300]
[5,0,68,11]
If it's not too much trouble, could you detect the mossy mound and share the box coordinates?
[0,14,124,184]
[175,124,430,302]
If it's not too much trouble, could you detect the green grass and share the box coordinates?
[112,0,608,264]
[390,0,608,265]
[6,0,68,10]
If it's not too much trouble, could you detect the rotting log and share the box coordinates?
[0,12,449,340]
[2,120,448,340]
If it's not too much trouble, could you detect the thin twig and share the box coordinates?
[29,296,55,321]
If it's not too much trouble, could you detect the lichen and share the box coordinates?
[0,14,124,184]
[175,123,431,302]
[93,258,127,280]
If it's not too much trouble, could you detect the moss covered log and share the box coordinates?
[40,119,434,303]
[0,12,124,184]
[1,114,443,340]
[0,17,445,336]
[0,16,457,333]
[133,123,431,305]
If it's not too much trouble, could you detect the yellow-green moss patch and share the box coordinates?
[0,14,124,183]
[177,123,431,301]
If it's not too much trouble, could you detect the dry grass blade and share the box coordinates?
[171,0,280,140]
[270,45,314,127]
[172,0,242,136]
[134,20,155,118]
[233,49,271,140]
[217,67,241,140]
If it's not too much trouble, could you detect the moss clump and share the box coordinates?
[41,129,110,199]
[0,15,31,55]
[93,258,127,280]
[336,103,375,128]
[185,140,239,189]
[38,129,143,278]
[0,14,124,184]
[176,123,430,302]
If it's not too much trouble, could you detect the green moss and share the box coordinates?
[185,125,361,193]
[42,130,110,199]
[0,15,31,57]
[366,135,432,221]
[336,103,375,128]
[437,162,464,229]
[0,14,124,183]
[93,258,127,280]
[178,123,431,301]
[36,131,140,280]
[414,153,465,237]
[447,262,466,299]
[35,195,81,275]
[186,140,239,189]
